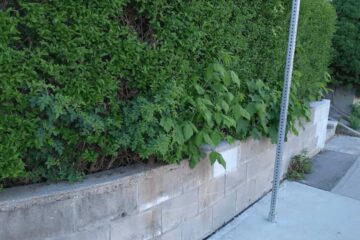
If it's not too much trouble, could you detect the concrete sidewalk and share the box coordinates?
[324,135,360,155]
[209,135,360,240]
[332,158,360,200]
[208,182,360,240]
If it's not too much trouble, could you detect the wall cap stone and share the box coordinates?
[0,164,153,211]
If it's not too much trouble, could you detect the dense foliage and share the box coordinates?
[0,0,335,186]
[331,0,360,86]
[350,103,360,130]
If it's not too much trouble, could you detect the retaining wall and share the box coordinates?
[0,100,330,240]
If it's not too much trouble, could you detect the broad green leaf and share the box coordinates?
[209,151,221,165]
[218,157,227,169]
[225,92,234,102]
[201,98,214,106]
[186,97,196,106]
[255,103,266,113]
[222,115,237,127]
[160,117,174,132]
[202,109,214,127]
[194,84,205,95]
[223,71,231,86]
[230,71,240,86]
[233,105,250,120]
[209,151,226,169]
[203,133,215,147]
[183,123,194,141]
[214,113,223,125]
[189,122,198,133]
[232,105,242,120]
[195,131,205,146]
[239,106,251,120]
[174,126,185,144]
[189,145,201,168]
[213,63,226,79]
[246,103,257,116]
[224,135,235,144]
[211,131,221,146]
[236,118,250,133]
[220,100,229,113]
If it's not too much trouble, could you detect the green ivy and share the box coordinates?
[0,0,336,186]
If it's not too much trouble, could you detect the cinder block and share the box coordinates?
[160,227,182,240]
[74,182,137,228]
[246,149,275,180]
[0,199,75,240]
[138,165,183,211]
[302,123,318,140]
[225,163,247,192]
[315,118,329,149]
[111,208,161,240]
[181,208,212,240]
[254,167,273,200]
[307,137,321,157]
[198,176,225,211]
[240,138,274,163]
[212,190,237,229]
[236,180,256,212]
[310,100,330,149]
[283,137,302,162]
[182,159,212,192]
[213,146,239,178]
[50,225,110,240]
[161,189,199,232]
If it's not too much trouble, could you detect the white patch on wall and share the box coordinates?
[139,195,171,212]
[212,146,239,178]
[311,100,330,149]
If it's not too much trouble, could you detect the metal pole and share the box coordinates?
[268,0,301,223]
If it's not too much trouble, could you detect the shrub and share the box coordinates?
[331,0,360,86]
[0,0,336,186]
[287,151,312,180]
[350,103,360,130]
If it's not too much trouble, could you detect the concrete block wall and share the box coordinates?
[0,100,330,240]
